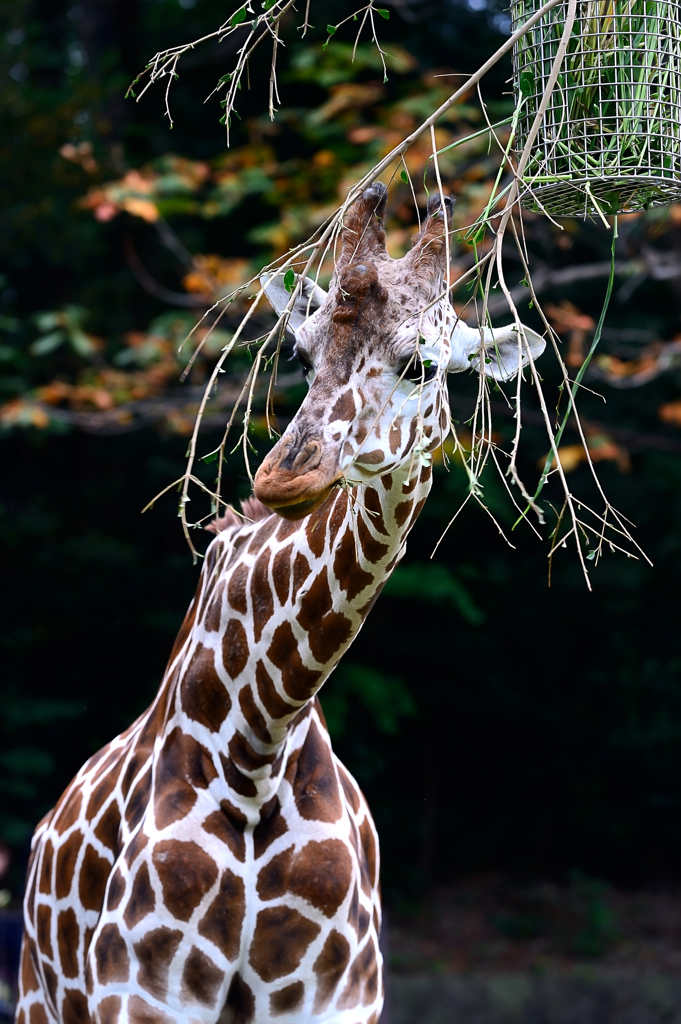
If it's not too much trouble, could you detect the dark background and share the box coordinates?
[3,0,681,921]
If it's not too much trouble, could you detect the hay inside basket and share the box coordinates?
[511,0,681,217]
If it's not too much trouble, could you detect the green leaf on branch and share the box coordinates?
[519,70,535,96]
[376,8,390,17]
[231,7,248,28]
[466,227,485,245]
[400,169,409,184]
[283,268,295,292]
[30,331,66,356]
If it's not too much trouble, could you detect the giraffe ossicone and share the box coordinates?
[17,182,544,1024]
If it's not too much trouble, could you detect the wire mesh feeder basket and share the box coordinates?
[510,0,681,217]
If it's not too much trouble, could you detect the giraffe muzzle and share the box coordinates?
[254,436,342,519]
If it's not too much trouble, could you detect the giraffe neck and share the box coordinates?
[160,456,432,810]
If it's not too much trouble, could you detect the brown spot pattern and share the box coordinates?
[255,845,294,901]
[334,529,374,601]
[223,618,250,679]
[204,582,224,632]
[257,839,352,917]
[338,765,361,813]
[96,995,122,1024]
[338,940,379,1009]
[224,973,255,1024]
[327,492,349,547]
[363,488,388,534]
[123,830,148,869]
[154,726,217,830]
[227,563,249,615]
[152,840,218,922]
[78,839,110,913]
[359,817,378,888]
[267,622,321,702]
[271,544,292,604]
[133,927,183,1000]
[228,730,276,773]
[255,661,294,721]
[55,830,84,899]
[347,883,360,935]
[57,908,80,979]
[292,839,353,916]
[219,755,258,798]
[330,390,356,422]
[296,568,350,657]
[389,422,402,455]
[291,551,311,598]
[20,941,40,995]
[38,839,54,895]
[354,448,384,465]
[180,946,224,1008]
[198,867,245,962]
[94,802,121,853]
[248,514,278,553]
[202,800,247,862]
[181,644,231,732]
[129,994,174,1024]
[297,568,333,628]
[393,499,413,527]
[293,722,343,822]
[61,987,89,1024]
[313,929,351,1012]
[43,962,58,1007]
[357,515,389,564]
[310,609,353,666]
[89,747,120,788]
[250,550,274,642]
[120,749,148,800]
[123,862,155,929]
[238,686,272,745]
[305,508,327,559]
[270,981,305,1015]
[36,904,52,960]
[249,906,321,982]
[124,769,151,832]
[253,795,289,859]
[52,789,82,836]
[95,923,129,985]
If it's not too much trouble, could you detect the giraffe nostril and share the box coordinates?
[277,439,322,474]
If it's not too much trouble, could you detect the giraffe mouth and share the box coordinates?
[270,484,337,521]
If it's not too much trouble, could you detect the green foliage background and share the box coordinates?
[3,0,681,905]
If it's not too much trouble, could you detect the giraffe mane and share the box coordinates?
[205,495,272,534]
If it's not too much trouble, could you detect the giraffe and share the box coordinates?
[15,183,545,1024]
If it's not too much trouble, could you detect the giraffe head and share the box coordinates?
[254,182,545,519]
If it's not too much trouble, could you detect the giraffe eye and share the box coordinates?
[397,355,437,384]
[295,351,313,377]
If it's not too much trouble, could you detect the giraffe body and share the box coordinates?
[17,184,545,1024]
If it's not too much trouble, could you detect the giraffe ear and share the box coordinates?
[447,320,546,381]
[260,272,327,334]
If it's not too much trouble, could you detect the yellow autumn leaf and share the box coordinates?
[120,197,159,222]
